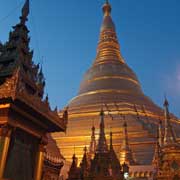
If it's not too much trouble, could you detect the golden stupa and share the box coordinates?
[53,1,180,166]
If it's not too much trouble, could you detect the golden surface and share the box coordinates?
[70,89,134,102]
[54,1,180,169]
[0,131,11,178]
[34,145,45,180]
[0,104,10,109]
[87,75,139,85]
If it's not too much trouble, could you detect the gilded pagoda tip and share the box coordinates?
[103,0,111,16]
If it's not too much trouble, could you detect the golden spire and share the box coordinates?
[96,107,108,153]
[121,119,129,151]
[158,120,163,147]
[152,126,162,167]
[163,97,176,145]
[80,146,89,177]
[103,0,112,16]
[120,116,135,165]
[89,123,96,159]
[93,0,124,66]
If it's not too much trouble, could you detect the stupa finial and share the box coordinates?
[103,0,111,16]
[163,97,176,145]
[89,122,96,159]
[20,0,29,24]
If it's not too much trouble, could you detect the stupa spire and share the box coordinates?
[68,153,80,180]
[93,0,124,66]
[89,123,96,159]
[103,0,111,16]
[80,146,89,177]
[121,119,130,151]
[20,0,29,24]
[97,107,108,153]
[158,120,163,147]
[120,117,135,165]
[163,97,176,145]
[152,126,162,168]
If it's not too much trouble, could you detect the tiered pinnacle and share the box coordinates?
[158,120,163,147]
[80,146,89,177]
[152,99,180,180]
[68,154,80,180]
[94,0,124,66]
[89,108,125,179]
[68,108,128,180]
[152,126,162,167]
[121,120,129,151]
[97,108,108,153]
[20,0,29,24]
[163,98,176,145]
[89,125,96,159]
[0,0,45,99]
[109,131,122,177]
[120,118,135,165]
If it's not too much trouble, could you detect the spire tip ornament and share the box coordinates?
[103,0,111,16]
[20,0,30,24]
[163,96,169,107]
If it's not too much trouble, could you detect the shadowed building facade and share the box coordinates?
[53,0,180,178]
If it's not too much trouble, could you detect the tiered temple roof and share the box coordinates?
[0,0,67,132]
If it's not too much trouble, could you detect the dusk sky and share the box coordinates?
[0,0,180,116]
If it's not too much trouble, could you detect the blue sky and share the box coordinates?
[0,0,180,116]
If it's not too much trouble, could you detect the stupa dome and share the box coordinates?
[53,1,180,166]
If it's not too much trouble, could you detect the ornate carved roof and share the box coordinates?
[0,0,67,132]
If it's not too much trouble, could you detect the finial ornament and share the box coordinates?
[20,0,29,24]
[103,0,111,16]
[97,106,108,153]
[84,146,87,153]
[163,97,176,145]
[164,95,169,107]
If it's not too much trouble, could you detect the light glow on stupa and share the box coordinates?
[53,0,180,168]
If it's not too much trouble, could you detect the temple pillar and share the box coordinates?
[34,136,47,180]
[0,125,12,179]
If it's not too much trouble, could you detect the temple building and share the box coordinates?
[67,108,129,180]
[42,134,66,180]
[0,0,67,179]
[153,99,180,180]
[52,0,180,179]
